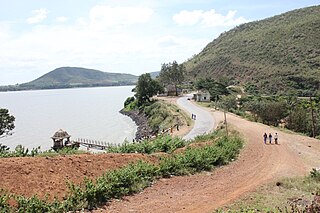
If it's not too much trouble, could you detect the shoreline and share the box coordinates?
[119,109,153,141]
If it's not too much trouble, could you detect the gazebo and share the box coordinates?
[51,129,71,150]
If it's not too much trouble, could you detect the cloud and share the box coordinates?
[56,16,68,23]
[88,5,154,30]
[173,9,249,27]
[157,35,180,47]
[27,8,49,24]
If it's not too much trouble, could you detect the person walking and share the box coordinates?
[274,133,278,144]
[263,133,268,144]
[269,133,272,144]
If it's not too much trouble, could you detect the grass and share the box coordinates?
[106,135,187,154]
[144,100,192,132]
[216,169,320,212]
[0,145,86,158]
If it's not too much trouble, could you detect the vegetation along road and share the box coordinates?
[177,95,215,140]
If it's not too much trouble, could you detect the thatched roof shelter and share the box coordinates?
[51,129,70,140]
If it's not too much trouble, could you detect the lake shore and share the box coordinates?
[119,109,153,141]
[120,96,193,141]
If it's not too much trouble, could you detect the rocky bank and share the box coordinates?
[119,109,153,141]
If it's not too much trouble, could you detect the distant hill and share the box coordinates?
[184,5,320,96]
[149,71,160,79]
[0,67,139,91]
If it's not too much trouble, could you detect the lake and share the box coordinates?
[0,86,137,150]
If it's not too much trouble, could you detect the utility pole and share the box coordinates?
[310,97,316,138]
[224,110,228,137]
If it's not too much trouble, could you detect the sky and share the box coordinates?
[0,0,319,85]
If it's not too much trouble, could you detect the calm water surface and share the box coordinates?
[0,86,137,150]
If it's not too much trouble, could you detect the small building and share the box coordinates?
[193,90,211,102]
[165,85,182,96]
[51,129,71,150]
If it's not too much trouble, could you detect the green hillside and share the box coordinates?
[1,67,138,91]
[184,5,320,96]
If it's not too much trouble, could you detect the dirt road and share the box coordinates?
[104,105,320,213]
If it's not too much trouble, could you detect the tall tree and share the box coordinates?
[135,73,163,106]
[303,97,318,138]
[159,61,185,96]
[0,108,15,137]
[286,105,311,134]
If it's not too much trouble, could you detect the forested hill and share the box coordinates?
[1,67,138,91]
[184,5,320,96]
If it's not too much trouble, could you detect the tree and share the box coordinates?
[301,97,319,138]
[217,95,237,111]
[0,108,15,137]
[243,99,289,125]
[286,105,311,134]
[135,73,163,106]
[256,100,288,126]
[159,61,185,96]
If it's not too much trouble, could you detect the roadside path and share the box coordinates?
[176,95,215,140]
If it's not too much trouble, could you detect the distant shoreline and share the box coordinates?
[0,83,137,93]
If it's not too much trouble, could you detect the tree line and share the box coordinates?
[125,60,185,108]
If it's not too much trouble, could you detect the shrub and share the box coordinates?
[124,96,135,108]
[159,134,243,176]
[16,195,54,213]
[0,192,10,213]
[107,136,187,154]
[310,168,320,182]
[65,161,158,210]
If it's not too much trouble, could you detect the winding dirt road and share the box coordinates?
[104,100,320,213]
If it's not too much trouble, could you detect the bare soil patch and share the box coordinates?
[0,153,157,200]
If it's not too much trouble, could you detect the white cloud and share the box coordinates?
[88,5,154,30]
[157,35,180,47]
[172,10,203,26]
[173,9,249,27]
[27,8,49,24]
[56,16,68,23]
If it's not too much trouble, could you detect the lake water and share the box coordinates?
[0,86,137,150]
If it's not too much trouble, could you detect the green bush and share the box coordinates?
[0,144,41,158]
[310,168,320,182]
[0,192,10,213]
[16,195,54,213]
[107,135,187,154]
[124,97,138,111]
[158,135,243,176]
[124,96,135,108]
[65,161,158,210]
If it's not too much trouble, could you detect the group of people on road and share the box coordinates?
[191,113,197,120]
[263,132,278,145]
